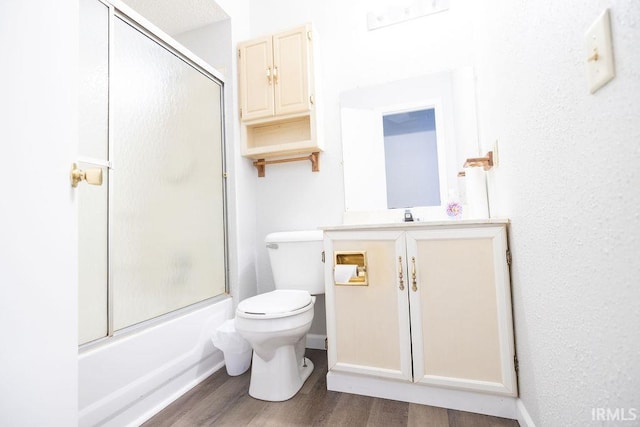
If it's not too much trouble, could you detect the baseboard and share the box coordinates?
[327,371,517,419]
[306,333,326,350]
[516,399,537,427]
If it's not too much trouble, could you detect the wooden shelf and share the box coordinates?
[253,152,320,177]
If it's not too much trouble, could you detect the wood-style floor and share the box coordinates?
[144,349,519,427]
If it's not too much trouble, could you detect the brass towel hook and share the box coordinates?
[70,163,103,188]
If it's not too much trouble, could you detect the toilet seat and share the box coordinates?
[237,290,312,319]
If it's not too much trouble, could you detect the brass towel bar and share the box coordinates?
[253,152,320,177]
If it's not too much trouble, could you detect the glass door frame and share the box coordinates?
[80,0,229,348]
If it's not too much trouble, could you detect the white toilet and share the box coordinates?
[235,230,324,402]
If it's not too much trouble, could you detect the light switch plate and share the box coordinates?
[585,9,615,94]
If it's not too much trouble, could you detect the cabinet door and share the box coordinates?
[238,35,274,121]
[273,25,312,116]
[406,226,517,396]
[325,231,412,381]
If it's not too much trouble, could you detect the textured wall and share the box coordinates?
[473,1,640,425]
[240,1,640,423]
[246,0,479,336]
[246,0,478,283]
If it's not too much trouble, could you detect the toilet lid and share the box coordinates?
[237,290,312,315]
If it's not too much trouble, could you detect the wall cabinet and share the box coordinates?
[238,24,322,162]
[324,223,518,405]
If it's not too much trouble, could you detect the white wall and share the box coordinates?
[4,1,636,424]
[473,1,640,425]
[248,0,477,289]
[246,0,478,336]
[246,0,640,425]
[174,12,259,305]
[209,0,258,305]
[0,1,79,425]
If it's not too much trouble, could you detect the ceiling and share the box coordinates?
[121,0,229,35]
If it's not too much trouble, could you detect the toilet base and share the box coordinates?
[248,345,314,402]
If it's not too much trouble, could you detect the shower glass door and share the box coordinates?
[110,16,226,330]
[78,0,227,345]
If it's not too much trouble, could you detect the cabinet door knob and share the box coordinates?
[266,66,273,85]
[411,256,418,292]
[398,256,405,291]
[273,66,279,84]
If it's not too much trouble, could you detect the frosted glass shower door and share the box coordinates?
[111,17,226,330]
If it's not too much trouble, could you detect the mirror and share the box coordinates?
[340,67,480,223]
[383,107,442,209]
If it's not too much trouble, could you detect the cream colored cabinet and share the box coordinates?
[326,230,412,381]
[239,26,311,121]
[238,24,322,164]
[324,223,518,398]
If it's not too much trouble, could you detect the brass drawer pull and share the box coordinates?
[398,256,404,290]
[411,256,417,292]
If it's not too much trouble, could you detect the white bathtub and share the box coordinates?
[79,296,233,426]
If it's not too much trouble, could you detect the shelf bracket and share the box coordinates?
[253,152,320,177]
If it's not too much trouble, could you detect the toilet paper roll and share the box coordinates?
[334,264,358,283]
[465,167,489,219]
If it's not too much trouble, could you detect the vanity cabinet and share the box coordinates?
[324,222,518,403]
[238,24,322,160]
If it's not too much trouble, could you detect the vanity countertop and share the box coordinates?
[322,218,509,232]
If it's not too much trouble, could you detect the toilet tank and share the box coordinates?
[266,230,324,295]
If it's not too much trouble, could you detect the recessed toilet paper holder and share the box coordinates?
[334,251,368,286]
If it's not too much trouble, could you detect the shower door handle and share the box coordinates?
[70,163,103,188]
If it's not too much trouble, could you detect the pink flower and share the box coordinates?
[446,201,462,217]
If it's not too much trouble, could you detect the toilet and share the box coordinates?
[234,230,324,402]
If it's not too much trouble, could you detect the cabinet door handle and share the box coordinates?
[411,256,417,292]
[273,66,279,84]
[266,66,272,85]
[398,256,404,291]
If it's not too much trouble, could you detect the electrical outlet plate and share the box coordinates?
[585,9,615,94]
